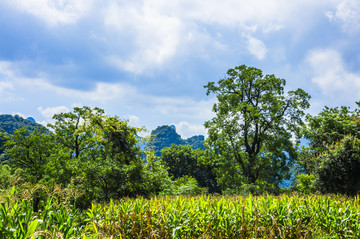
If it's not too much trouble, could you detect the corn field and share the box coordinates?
[86,194,360,238]
[1,189,360,238]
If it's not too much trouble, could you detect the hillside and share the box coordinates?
[0,115,44,134]
[146,125,205,156]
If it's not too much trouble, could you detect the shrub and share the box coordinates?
[295,174,315,194]
[316,135,360,195]
[161,175,206,196]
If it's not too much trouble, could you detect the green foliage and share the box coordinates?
[2,106,153,207]
[2,184,360,238]
[48,106,103,160]
[204,65,310,191]
[142,149,172,195]
[295,174,315,194]
[0,186,82,239]
[161,144,198,179]
[315,135,360,195]
[304,103,360,154]
[223,181,279,196]
[160,144,219,193]
[295,146,319,175]
[47,106,147,206]
[0,164,18,189]
[299,103,360,194]
[0,129,8,161]
[184,135,205,150]
[161,175,206,196]
[5,127,55,183]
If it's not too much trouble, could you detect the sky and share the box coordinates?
[0,0,360,139]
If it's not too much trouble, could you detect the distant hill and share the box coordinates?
[0,114,44,134]
[26,117,36,123]
[185,135,205,150]
[146,125,205,156]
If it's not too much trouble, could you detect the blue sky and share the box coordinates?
[0,0,360,138]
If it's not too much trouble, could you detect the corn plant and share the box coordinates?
[0,186,40,239]
[0,186,83,239]
[85,194,360,238]
[2,185,360,239]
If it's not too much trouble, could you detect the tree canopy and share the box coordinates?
[304,103,360,154]
[204,65,310,191]
[315,135,360,195]
[297,102,360,195]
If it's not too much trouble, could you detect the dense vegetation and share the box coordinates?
[1,65,360,238]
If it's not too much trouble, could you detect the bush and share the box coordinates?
[223,181,279,196]
[161,176,206,196]
[295,174,315,194]
[316,135,360,195]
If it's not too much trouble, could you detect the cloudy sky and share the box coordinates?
[0,0,359,138]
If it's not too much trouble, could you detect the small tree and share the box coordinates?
[48,106,146,204]
[5,127,55,182]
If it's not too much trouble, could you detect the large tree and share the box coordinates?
[204,65,310,190]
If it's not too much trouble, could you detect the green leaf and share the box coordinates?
[24,220,39,238]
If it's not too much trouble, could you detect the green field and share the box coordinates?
[1,188,360,238]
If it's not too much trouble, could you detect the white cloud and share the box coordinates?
[102,0,329,73]
[326,0,360,34]
[246,36,267,60]
[38,106,70,121]
[127,115,141,127]
[0,81,13,93]
[4,0,345,74]
[0,61,18,102]
[11,112,28,119]
[0,81,13,91]
[0,61,15,77]
[17,75,137,103]
[104,1,183,73]
[151,97,216,121]
[0,81,17,103]
[174,121,207,139]
[154,0,328,33]
[306,49,360,101]
[0,60,216,125]
[6,0,91,26]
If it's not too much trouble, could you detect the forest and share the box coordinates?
[1,65,360,238]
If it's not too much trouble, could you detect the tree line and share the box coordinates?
[0,65,359,208]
